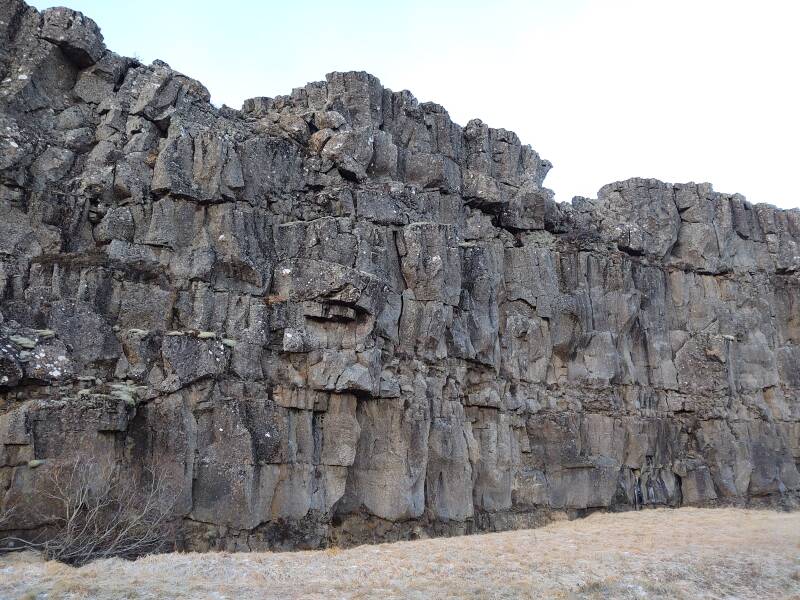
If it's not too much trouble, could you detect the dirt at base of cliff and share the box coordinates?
[2,507,799,600]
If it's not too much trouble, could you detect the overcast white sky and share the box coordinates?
[31,0,800,209]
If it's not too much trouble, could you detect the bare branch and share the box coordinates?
[0,506,14,529]
[1,458,179,565]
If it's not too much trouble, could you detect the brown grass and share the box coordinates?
[1,507,799,599]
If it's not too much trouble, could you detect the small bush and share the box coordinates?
[2,458,178,566]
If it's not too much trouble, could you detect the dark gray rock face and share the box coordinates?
[1,0,798,550]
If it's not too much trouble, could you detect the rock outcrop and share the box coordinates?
[1,0,798,551]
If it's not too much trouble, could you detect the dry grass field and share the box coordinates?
[1,507,799,599]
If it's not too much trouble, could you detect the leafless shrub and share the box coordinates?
[3,458,178,566]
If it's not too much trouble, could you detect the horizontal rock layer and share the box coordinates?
[1,0,798,550]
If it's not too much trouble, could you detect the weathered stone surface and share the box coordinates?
[1,1,798,552]
[40,7,105,68]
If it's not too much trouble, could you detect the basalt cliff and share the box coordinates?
[1,1,799,551]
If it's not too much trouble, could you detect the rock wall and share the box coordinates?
[1,0,799,550]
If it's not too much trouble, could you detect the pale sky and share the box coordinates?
[30,0,800,209]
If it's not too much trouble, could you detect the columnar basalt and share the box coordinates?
[1,1,798,551]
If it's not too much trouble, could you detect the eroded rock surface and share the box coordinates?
[1,0,798,550]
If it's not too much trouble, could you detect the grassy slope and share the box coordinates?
[2,507,799,599]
